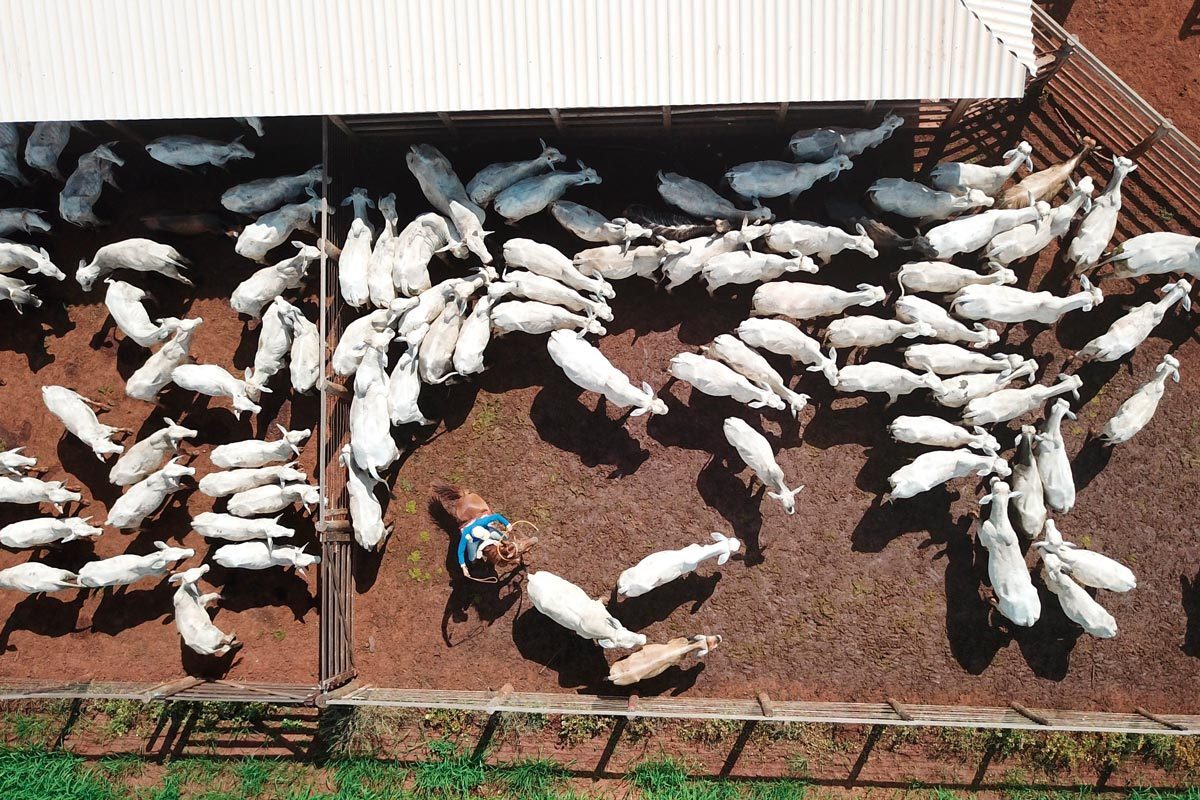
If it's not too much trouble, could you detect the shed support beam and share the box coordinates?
[328,115,358,143]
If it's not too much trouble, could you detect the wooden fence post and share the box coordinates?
[1127,120,1175,159]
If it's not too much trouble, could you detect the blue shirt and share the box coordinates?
[457,513,511,567]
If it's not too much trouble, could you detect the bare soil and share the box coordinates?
[347,119,1200,711]
[0,118,323,683]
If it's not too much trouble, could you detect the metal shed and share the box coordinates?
[0,0,1035,123]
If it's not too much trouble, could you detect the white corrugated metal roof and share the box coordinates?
[0,0,1034,123]
[961,0,1038,73]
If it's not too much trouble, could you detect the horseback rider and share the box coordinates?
[456,512,512,577]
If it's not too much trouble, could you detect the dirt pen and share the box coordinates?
[4,8,1200,735]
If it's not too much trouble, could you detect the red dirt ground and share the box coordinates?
[348,109,1200,711]
[0,119,322,684]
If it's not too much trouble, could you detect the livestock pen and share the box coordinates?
[0,2,1197,745]
[315,7,1200,734]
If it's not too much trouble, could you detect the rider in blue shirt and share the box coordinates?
[457,513,511,577]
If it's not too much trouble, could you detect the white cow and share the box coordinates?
[367,214,399,309]
[213,541,321,575]
[547,330,667,417]
[919,202,1048,260]
[467,140,566,207]
[788,113,903,160]
[125,317,204,401]
[617,532,742,597]
[235,190,329,263]
[735,318,839,386]
[704,335,808,418]
[340,187,376,235]
[0,208,51,238]
[77,239,190,291]
[866,179,993,223]
[406,143,485,223]
[977,480,1041,627]
[572,244,663,282]
[1068,156,1136,274]
[452,296,494,378]
[982,177,1094,266]
[393,213,466,297]
[1034,399,1076,514]
[285,305,321,393]
[527,571,646,649]
[1099,232,1200,281]
[659,232,744,292]
[106,458,194,529]
[389,325,434,427]
[0,563,80,594]
[226,483,320,517]
[904,344,1025,376]
[725,155,853,203]
[723,418,802,513]
[78,542,194,588]
[702,251,818,293]
[752,282,885,321]
[191,512,295,542]
[669,353,786,411]
[825,317,934,349]
[145,135,253,168]
[886,449,1010,501]
[0,477,81,512]
[1034,520,1136,592]
[549,200,653,248]
[488,270,612,321]
[764,220,877,263]
[491,301,606,337]
[109,418,197,487]
[657,171,774,224]
[494,163,602,223]
[169,565,240,656]
[1040,552,1118,638]
[894,296,999,349]
[351,330,399,478]
[231,242,320,318]
[502,238,615,299]
[1076,279,1191,363]
[198,463,306,498]
[887,416,1000,452]
[929,142,1033,196]
[0,517,102,548]
[0,448,37,477]
[0,242,66,280]
[896,262,1017,296]
[42,386,125,460]
[332,306,399,377]
[104,280,177,347]
[419,303,465,385]
[210,426,310,469]
[341,444,389,551]
[1009,426,1047,539]
[961,374,1082,427]
[221,164,323,216]
[447,201,494,265]
[248,297,295,389]
[1101,354,1180,445]
[171,364,266,417]
[836,363,941,406]
[0,275,42,313]
[60,143,124,227]
[931,359,1038,408]
[24,122,86,181]
[338,217,373,309]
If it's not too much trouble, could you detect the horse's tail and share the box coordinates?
[430,483,465,517]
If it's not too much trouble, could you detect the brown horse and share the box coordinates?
[430,484,538,570]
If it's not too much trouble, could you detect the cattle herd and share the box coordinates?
[0,112,1194,685]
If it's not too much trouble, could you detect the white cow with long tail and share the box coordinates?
[170,566,240,656]
[723,418,802,514]
[527,571,646,649]
[547,330,667,417]
[977,480,1040,627]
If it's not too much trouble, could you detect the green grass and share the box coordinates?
[411,739,484,797]
[0,748,120,800]
[497,757,570,795]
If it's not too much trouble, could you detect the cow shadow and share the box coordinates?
[205,565,317,622]
[1071,434,1114,492]
[180,639,241,679]
[90,581,174,634]
[609,572,722,631]
[1181,571,1200,658]
[511,606,611,690]
[937,517,1009,675]
[440,572,526,648]
[57,436,123,508]
[695,457,765,566]
[528,384,649,477]
[0,592,87,653]
[851,488,962,553]
[1011,586,1084,680]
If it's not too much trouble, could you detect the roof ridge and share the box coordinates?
[957,0,1037,76]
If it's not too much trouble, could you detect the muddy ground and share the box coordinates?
[0,118,323,684]
[340,106,1200,714]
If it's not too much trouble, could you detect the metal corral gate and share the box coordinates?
[316,7,1200,736]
